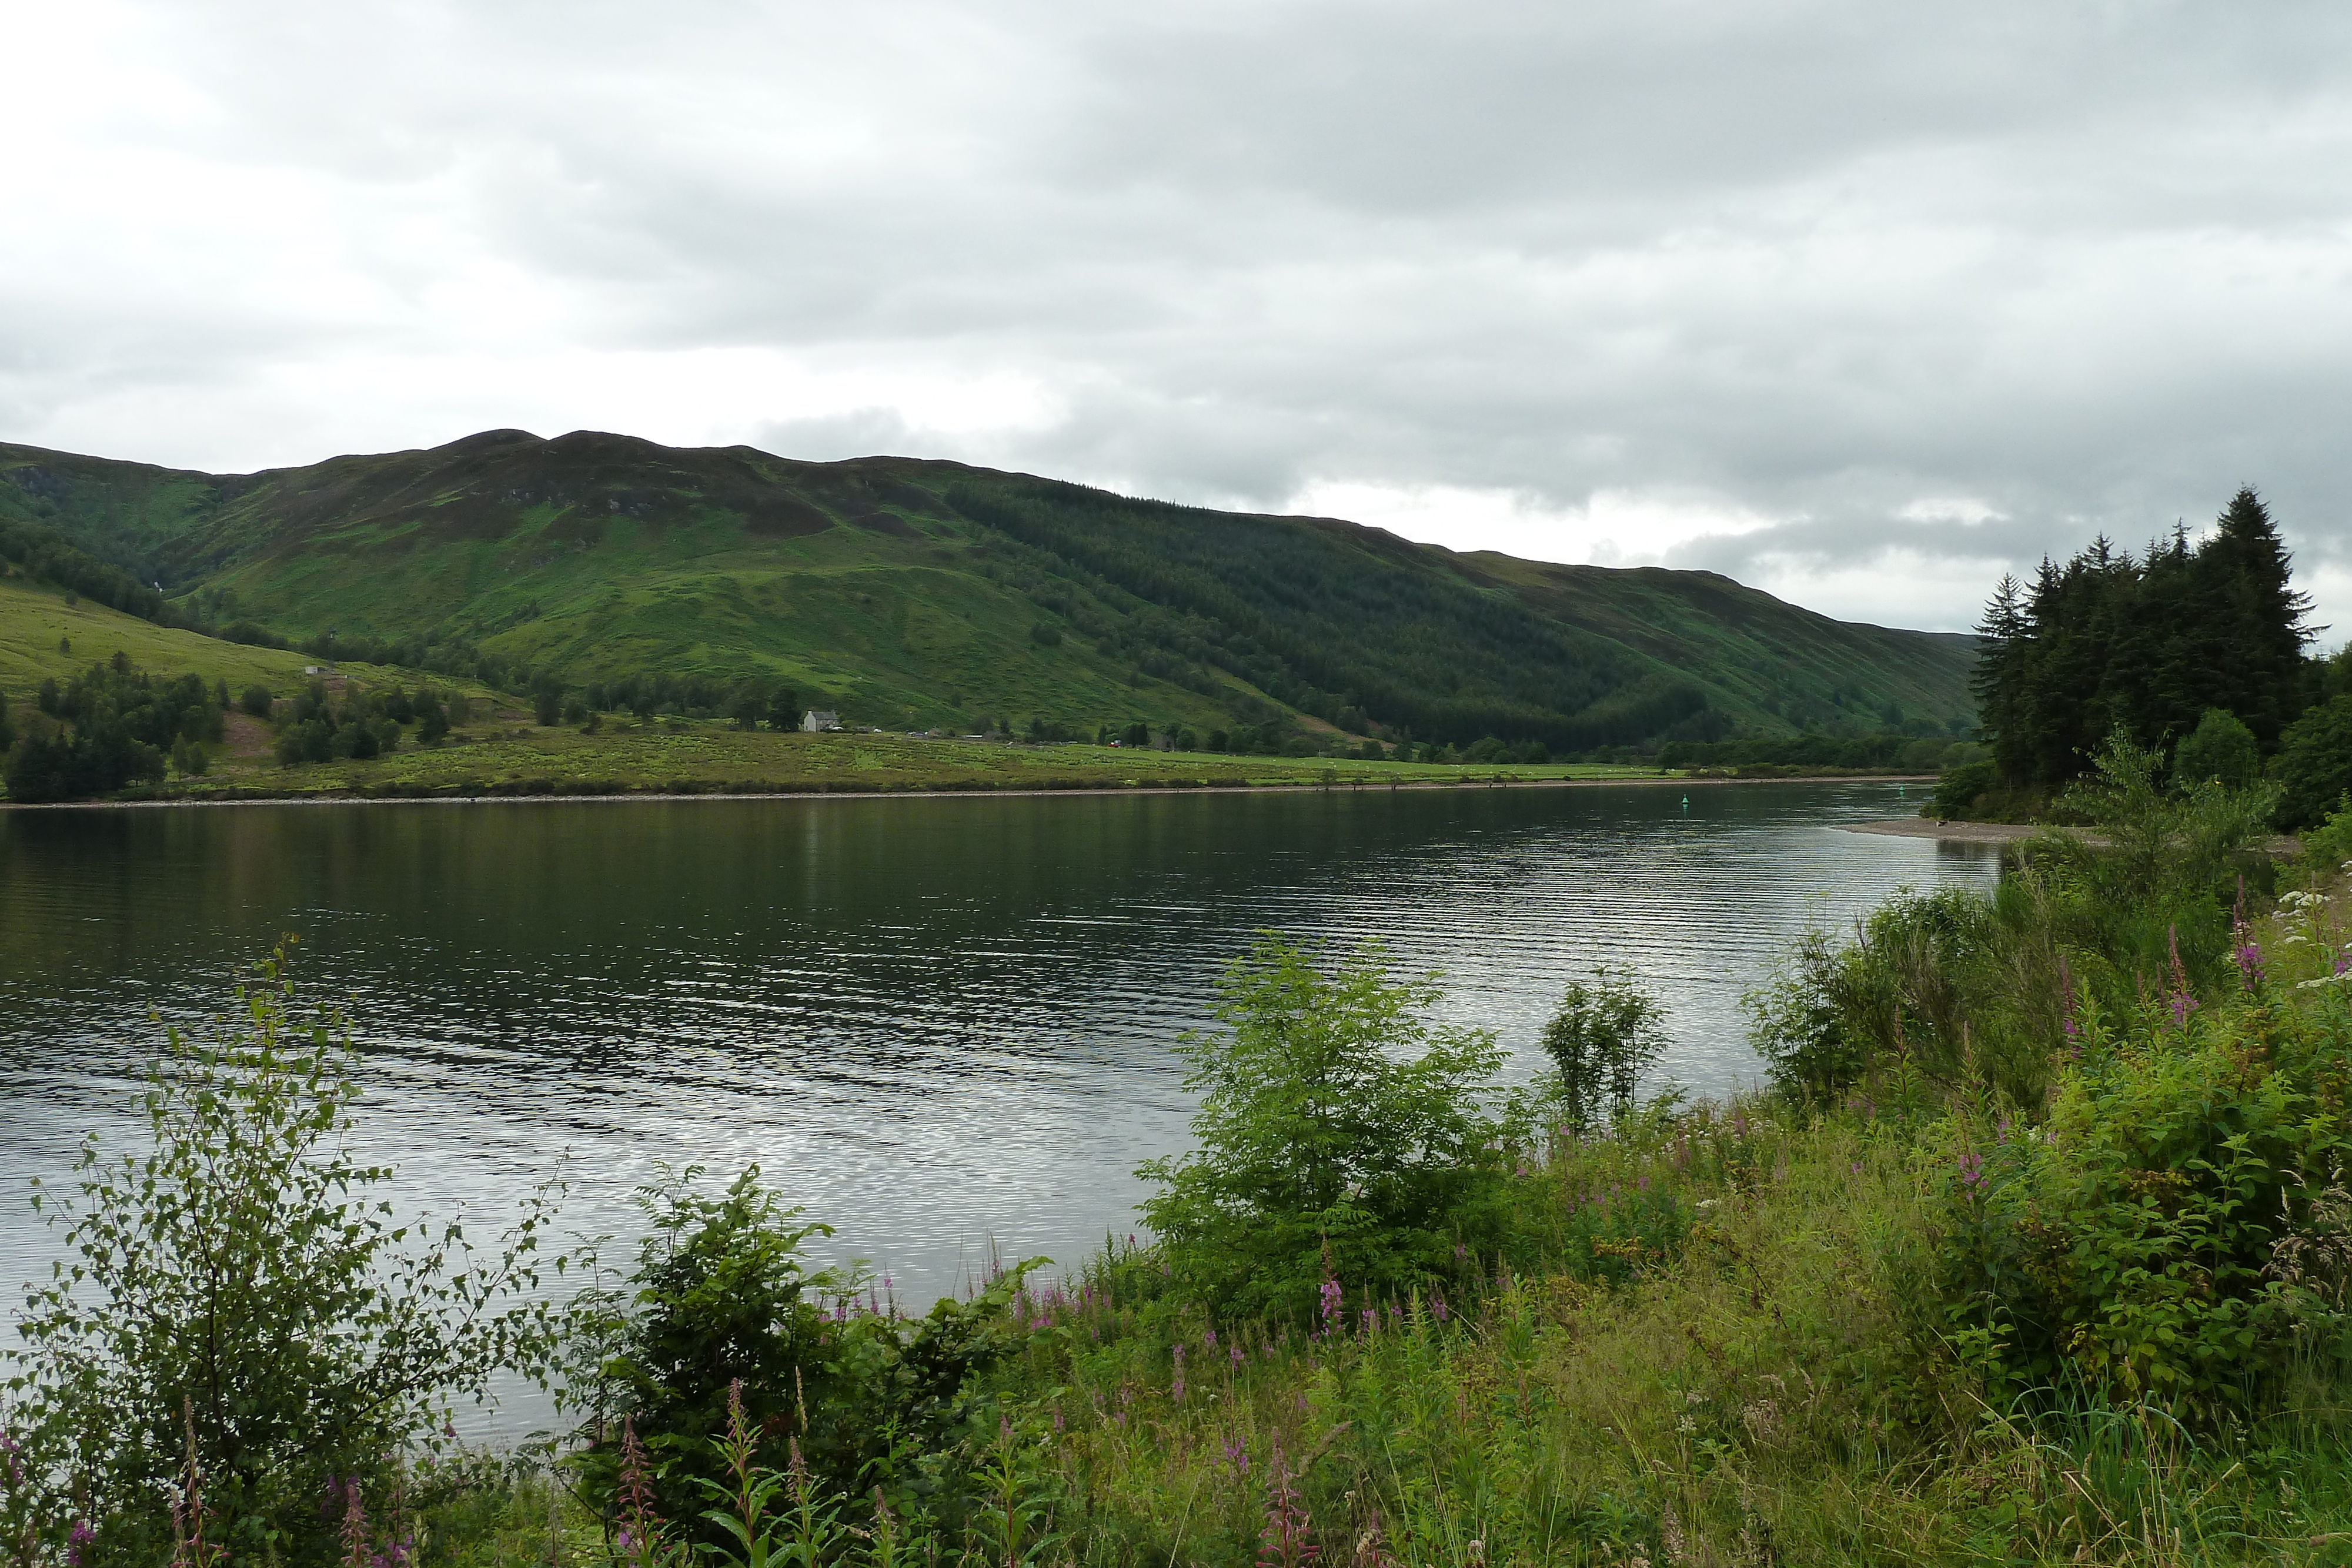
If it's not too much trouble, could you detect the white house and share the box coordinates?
[801,709,842,733]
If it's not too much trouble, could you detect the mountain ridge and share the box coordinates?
[0,429,1976,748]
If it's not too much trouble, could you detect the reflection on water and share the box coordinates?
[0,783,1991,1412]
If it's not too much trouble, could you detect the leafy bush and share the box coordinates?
[1539,969,1667,1130]
[239,682,273,717]
[2056,727,2278,901]
[1743,885,2060,1104]
[2274,693,2352,830]
[1745,927,1870,1101]
[1927,757,1997,818]
[1934,971,2352,1413]
[572,1166,1039,1549]
[2297,794,2352,882]
[4,941,567,1565]
[2170,706,2260,790]
[1137,937,1506,1316]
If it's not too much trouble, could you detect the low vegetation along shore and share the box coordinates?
[0,635,1952,806]
[6,745,2351,1566]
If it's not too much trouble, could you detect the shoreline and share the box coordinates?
[1845,817,2305,855]
[1842,817,2050,844]
[3,772,1942,811]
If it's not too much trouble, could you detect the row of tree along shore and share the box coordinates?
[1,651,1965,803]
[1947,486,2352,829]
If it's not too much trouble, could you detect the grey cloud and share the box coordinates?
[13,1,2352,633]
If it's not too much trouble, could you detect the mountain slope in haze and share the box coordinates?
[0,430,1977,746]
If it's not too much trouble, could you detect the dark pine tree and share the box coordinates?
[1972,492,2314,790]
[2198,487,2312,747]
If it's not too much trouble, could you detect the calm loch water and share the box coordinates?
[0,783,1990,1350]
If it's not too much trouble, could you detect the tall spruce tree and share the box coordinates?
[2202,487,2312,746]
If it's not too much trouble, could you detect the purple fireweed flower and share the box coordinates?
[1957,1151,1986,1192]
[1362,1307,1376,1335]
[1996,1116,2011,1145]
[1431,1289,1450,1323]
[69,1521,94,1567]
[2236,942,2266,987]
[1224,1436,1250,1475]
[1232,1343,1245,1368]
[1454,1241,1468,1265]
[1202,1326,1217,1349]
[1172,1343,1187,1403]
[1319,1278,1344,1329]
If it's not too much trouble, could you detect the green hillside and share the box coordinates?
[0,430,1977,747]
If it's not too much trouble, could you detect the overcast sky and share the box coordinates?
[6,1,2352,636]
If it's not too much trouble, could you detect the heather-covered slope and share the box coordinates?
[0,430,1976,744]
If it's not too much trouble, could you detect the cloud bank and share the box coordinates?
[6,0,2352,633]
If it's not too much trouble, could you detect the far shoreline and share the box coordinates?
[1,771,1943,812]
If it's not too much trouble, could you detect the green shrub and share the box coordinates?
[1538,969,1667,1130]
[2275,693,2352,830]
[1934,975,2352,1414]
[2170,706,2260,790]
[570,1165,1041,1549]
[5,941,567,1565]
[1929,757,1997,818]
[2298,793,2352,882]
[1137,937,1506,1316]
[239,682,273,717]
[1745,886,2052,1103]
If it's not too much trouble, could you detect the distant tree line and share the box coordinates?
[1658,730,1970,774]
[268,680,462,765]
[5,655,225,802]
[1973,489,2311,787]
[1959,487,2352,828]
[555,674,803,732]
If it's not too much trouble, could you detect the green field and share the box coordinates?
[140,723,1673,801]
[0,571,322,695]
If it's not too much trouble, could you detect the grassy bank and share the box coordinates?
[116,725,1674,803]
